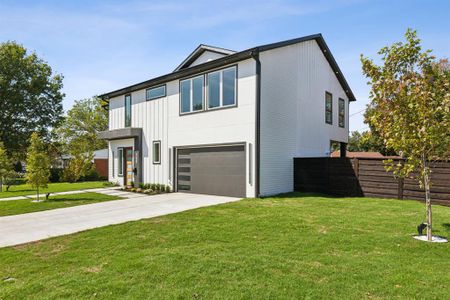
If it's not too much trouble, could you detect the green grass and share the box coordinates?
[0,192,123,216]
[0,193,449,299]
[0,181,107,199]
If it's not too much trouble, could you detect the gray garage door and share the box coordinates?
[177,145,245,197]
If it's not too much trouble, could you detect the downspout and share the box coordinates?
[251,49,261,198]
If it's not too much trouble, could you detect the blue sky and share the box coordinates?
[0,0,449,132]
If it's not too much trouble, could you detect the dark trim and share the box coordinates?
[152,140,161,164]
[124,94,132,127]
[146,84,166,101]
[325,91,333,125]
[117,147,124,177]
[98,127,143,140]
[101,50,253,100]
[174,44,236,72]
[99,34,356,103]
[338,97,345,128]
[179,64,238,116]
[252,50,261,198]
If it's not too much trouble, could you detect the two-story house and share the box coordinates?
[99,34,356,198]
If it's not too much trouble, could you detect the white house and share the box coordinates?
[99,34,356,198]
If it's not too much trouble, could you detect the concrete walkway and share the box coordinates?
[0,192,240,248]
[0,187,124,202]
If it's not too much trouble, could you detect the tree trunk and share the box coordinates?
[37,186,39,202]
[423,160,432,241]
[0,179,2,192]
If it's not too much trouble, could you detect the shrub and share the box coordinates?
[165,185,171,193]
[136,188,143,193]
[49,168,63,183]
[144,189,154,194]
[80,168,101,181]
[130,188,137,192]
[103,181,118,187]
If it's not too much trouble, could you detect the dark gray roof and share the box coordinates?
[173,44,236,72]
[100,34,356,102]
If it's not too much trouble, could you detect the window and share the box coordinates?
[180,80,191,113]
[180,76,204,113]
[192,76,204,111]
[207,71,221,109]
[180,66,236,114]
[125,95,132,127]
[153,141,161,164]
[117,148,123,176]
[112,150,115,177]
[146,85,166,100]
[325,92,332,125]
[338,98,345,128]
[222,67,236,106]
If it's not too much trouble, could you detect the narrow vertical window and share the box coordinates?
[117,148,123,176]
[207,71,221,109]
[153,141,161,164]
[180,80,191,113]
[112,150,115,177]
[222,67,236,106]
[338,98,345,128]
[248,143,252,185]
[125,95,132,127]
[325,92,332,125]
[192,76,204,111]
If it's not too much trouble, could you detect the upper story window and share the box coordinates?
[125,94,132,127]
[146,85,166,100]
[325,92,332,125]
[180,66,237,114]
[338,98,345,128]
[180,76,204,113]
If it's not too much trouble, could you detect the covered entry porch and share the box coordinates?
[99,128,143,188]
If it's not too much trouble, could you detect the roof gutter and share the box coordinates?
[251,49,261,198]
[100,50,255,101]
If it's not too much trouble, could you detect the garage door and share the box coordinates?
[177,145,245,197]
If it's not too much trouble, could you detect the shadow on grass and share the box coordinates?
[45,197,94,202]
[264,192,337,199]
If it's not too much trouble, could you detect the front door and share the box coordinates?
[124,147,134,187]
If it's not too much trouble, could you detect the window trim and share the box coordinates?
[124,94,132,127]
[117,148,124,177]
[146,84,166,101]
[325,91,333,125]
[153,141,161,165]
[338,98,345,128]
[179,65,238,116]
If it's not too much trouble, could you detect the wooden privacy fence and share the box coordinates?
[293,157,450,206]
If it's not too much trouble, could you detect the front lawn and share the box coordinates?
[0,181,107,199]
[0,192,123,217]
[0,193,449,299]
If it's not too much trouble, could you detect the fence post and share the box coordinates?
[398,177,404,200]
[353,158,359,178]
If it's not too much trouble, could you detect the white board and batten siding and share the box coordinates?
[259,40,349,196]
[107,58,258,197]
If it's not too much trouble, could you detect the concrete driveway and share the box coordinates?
[0,192,240,248]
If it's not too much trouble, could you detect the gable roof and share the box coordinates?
[100,34,356,102]
[173,44,236,72]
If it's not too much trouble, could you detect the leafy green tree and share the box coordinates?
[0,143,12,192]
[56,97,108,152]
[0,41,64,161]
[56,97,107,181]
[361,29,450,241]
[348,130,395,155]
[25,133,51,201]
